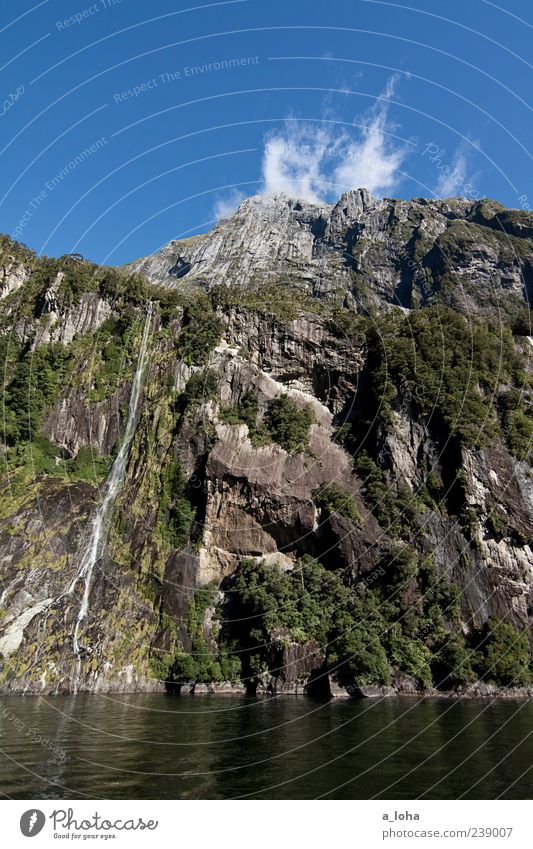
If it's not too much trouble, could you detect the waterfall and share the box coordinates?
[68,304,153,684]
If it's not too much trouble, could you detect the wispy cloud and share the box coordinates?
[261,123,334,203]
[260,76,409,202]
[212,189,246,221]
[333,77,407,196]
[421,138,480,199]
[435,148,475,198]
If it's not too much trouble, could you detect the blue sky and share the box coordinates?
[1,0,532,265]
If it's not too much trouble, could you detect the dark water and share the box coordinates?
[0,694,531,799]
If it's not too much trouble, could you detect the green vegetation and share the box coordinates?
[0,233,35,264]
[216,550,478,691]
[220,390,258,428]
[220,390,270,446]
[475,617,530,687]
[67,446,112,483]
[220,391,315,453]
[87,313,144,402]
[499,389,533,460]
[11,436,60,476]
[428,219,533,321]
[2,342,73,443]
[264,395,314,454]
[0,248,155,322]
[179,369,219,413]
[0,306,149,486]
[327,307,367,341]
[353,452,427,537]
[367,308,498,447]
[5,439,112,485]
[153,584,242,685]
[342,307,532,466]
[157,459,195,549]
[431,635,476,689]
[314,483,362,524]
[211,283,326,322]
[175,295,223,365]
[167,651,198,683]
[437,219,532,271]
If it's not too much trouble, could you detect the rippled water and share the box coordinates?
[0,694,531,799]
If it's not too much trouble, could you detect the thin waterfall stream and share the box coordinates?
[67,304,153,688]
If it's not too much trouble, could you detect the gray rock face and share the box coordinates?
[32,291,112,347]
[2,282,112,348]
[0,261,29,299]
[0,479,161,694]
[129,192,341,294]
[126,190,533,313]
[41,385,129,458]
[349,684,398,698]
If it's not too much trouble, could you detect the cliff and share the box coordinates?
[0,188,531,696]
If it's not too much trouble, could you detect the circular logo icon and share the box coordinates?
[20,810,46,837]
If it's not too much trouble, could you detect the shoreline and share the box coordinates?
[168,682,533,700]
[2,682,532,700]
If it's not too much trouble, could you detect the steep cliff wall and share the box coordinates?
[0,192,531,696]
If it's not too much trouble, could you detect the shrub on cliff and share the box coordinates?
[328,615,391,687]
[168,651,197,683]
[220,390,270,446]
[157,459,195,549]
[211,282,324,322]
[265,395,314,454]
[499,389,533,462]
[68,445,112,483]
[216,550,471,691]
[176,370,219,420]
[175,295,223,365]
[156,583,243,686]
[360,307,530,452]
[430,635,477,689]
[4,344,72,443]
[476,618,531,687]
[313,483,362,524]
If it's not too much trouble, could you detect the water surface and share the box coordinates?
[0,694,531,799]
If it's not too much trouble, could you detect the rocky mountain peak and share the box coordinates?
[124,187,384,297]
[229,190,333,221]
[126,188,533,314]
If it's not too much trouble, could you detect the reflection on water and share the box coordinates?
[0,694,531,799]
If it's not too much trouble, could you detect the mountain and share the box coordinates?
[127,189,533,315]
[0,189,531,697]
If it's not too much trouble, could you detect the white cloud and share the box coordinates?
[260,77,409,202]
[435,149,474,198]
[212,189,246,221]
[261,123,334,203]
[333,78,407,196]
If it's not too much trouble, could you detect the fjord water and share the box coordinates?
[0,695,531,799]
